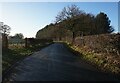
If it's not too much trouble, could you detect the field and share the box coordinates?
[2,42,53,75]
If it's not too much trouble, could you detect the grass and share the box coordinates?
[2,42,53,74]
[63,41,120,75]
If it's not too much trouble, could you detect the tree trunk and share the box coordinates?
[72,32,75,44]
[25,38,28,48]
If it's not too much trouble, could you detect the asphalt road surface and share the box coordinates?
[3,43,120,82]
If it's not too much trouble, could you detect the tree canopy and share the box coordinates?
[14,33,24,39]
[36,5,114,43]
[0,22,11,35]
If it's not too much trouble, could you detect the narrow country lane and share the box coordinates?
[3,43,120,81]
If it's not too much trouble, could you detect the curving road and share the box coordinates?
[4,43,120,81]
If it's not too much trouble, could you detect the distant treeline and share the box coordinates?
[36,5,114,43]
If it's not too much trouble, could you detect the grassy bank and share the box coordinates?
[63,42,120,75]
[2,42,53,74]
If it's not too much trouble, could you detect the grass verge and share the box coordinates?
[63,41,120,76]
[2,42,54,75]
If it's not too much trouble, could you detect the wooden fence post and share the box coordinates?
[2,34,8,49]
[25,38,28,48]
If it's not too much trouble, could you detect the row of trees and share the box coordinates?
[36,5,114,43]
[9,33,24,39]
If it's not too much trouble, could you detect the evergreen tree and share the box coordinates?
[95,12,114,34]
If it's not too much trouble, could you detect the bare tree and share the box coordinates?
[0,22,11,49]
[55,5,84,44]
